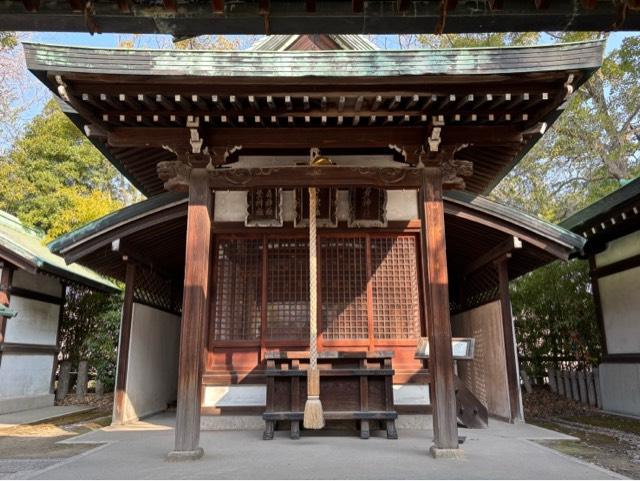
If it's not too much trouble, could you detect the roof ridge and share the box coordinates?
[0,210,45,240]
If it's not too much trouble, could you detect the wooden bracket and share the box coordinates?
[158,159,192,192]
[420,144,473,190]
[462,236,522,278]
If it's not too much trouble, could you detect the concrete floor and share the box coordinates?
[25,413,624,480]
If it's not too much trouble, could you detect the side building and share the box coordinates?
[0,210,117,414]
[561,177,640,417]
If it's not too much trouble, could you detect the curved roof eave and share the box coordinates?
[49,189,583,265]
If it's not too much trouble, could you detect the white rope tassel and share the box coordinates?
[304,186,325,429]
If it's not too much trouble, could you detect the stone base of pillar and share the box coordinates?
[429,445,465,459]
[166,447,204,462]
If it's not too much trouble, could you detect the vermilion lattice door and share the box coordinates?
[210,234,421,345]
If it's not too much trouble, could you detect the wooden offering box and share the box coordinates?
[263,351,398,440]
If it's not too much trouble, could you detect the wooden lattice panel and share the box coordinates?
[212,238,262,341]
[266,238,310,340]
[463,263,499,311]
[370,236,421,339]
[348,188,387,227]
[246,188,282,227]
[294,188,337,228]
[133,264,180,314]
[320,237,369,340]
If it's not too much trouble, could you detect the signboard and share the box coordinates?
[414,337,475,360]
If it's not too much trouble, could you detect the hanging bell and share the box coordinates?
[311,155,334,166]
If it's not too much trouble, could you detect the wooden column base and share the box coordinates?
[429,446,465,459]
[166,447,204,462]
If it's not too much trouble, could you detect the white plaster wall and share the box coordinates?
[214,191,247,222]
[120,303,180,423]
[595,230,640,268]
[11,270,62,297]
[202,384,429,408]
[599,362,640,417]
[386,190,418,220]
[598,266,640,354]
[214,188,419,225]
[4,296,60,345]
[0,270,60,414]
[0,353,53,399]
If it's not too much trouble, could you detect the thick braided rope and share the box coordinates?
[309,186,318,372]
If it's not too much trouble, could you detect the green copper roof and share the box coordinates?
[0,211,118,292]
[48,192,186,256]
[560,176,640,233]
[23,40,604,78]
[0,305,17,318]
[446,190,585,250]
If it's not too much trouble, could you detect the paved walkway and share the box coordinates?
[0,406,93,429]
[20,413,624,480]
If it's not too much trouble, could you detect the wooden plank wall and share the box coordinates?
[451,300,511,420]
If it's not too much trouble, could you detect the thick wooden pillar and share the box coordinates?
[0,263,13,369]
[113,261,136,425]
[418,167,459,455]
[169,169,212,461]
[50,282,66,394]
[496,257,524,422]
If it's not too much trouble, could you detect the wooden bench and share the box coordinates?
[263,351,398,440]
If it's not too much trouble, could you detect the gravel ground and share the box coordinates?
[525,387,640,479]
[0,395,113,480]
[55,393,114,412]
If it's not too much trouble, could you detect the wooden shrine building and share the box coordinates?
[0,210,116,415]
[562,177,640,418]
[27,35,603,458]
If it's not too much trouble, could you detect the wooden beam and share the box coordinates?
[462,235,522,277]
[418,168,459,453]
[8,286,64,305]
[112,239,173,280]
[0,343,59,354]
[591,252,640,279]
[169,169,212,461]
[496,257,524,423]
[589,256,609,357]
[113,261,136,425]
[108,126,523,150]
[158,162,472,192]
[3,0,640,34]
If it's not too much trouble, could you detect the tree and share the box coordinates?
[59,285,122,391]
[510,259,600,378]
[0,99,140,239]
[0,32,22,151]
[404,33,639,378]
[492,32,640,222]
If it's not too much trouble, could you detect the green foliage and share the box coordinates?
[415,32,540,49]
[59,285,122,389]
[410,32,638,378]
[0,96,135,390]
[0,32,17,48]
[511,260,601,377]
[0,32,21,150]
[492,32,640,222]
[0,99,139,239]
